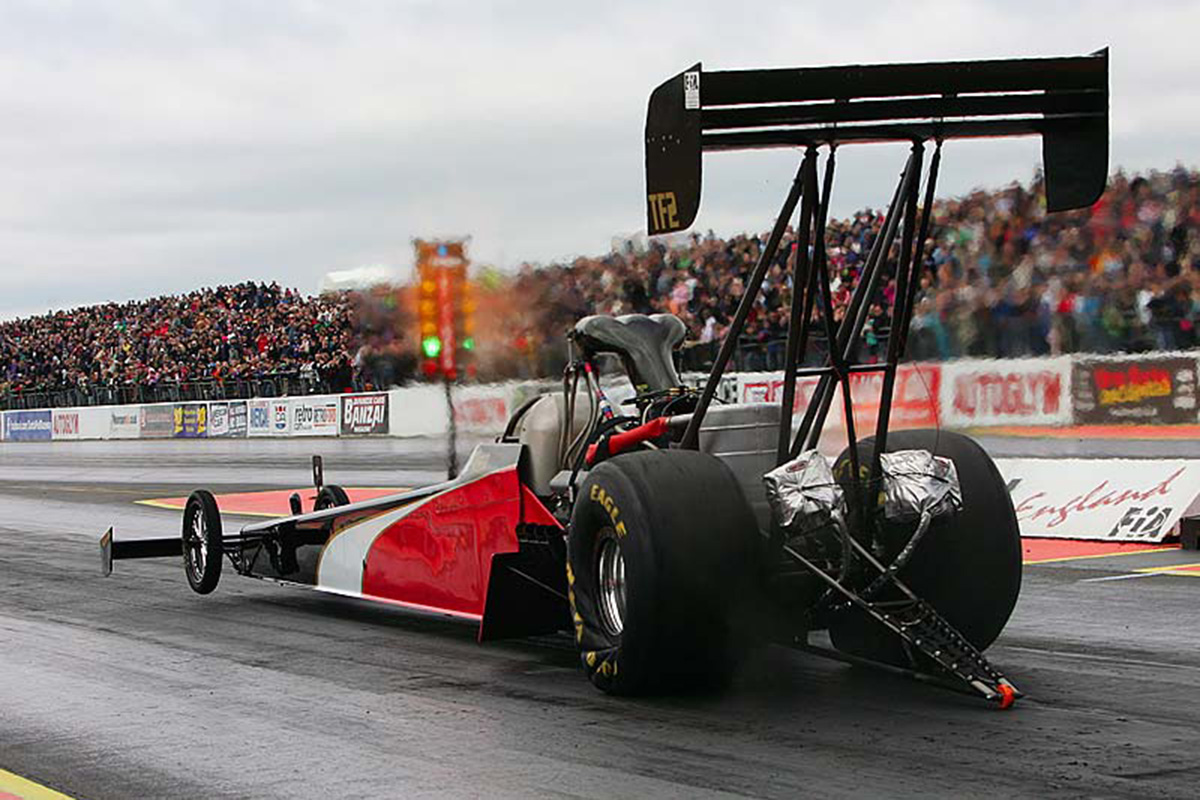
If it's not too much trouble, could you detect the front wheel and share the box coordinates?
[182,490,223,594]
[568,450,761,695]
[315,484,351,510]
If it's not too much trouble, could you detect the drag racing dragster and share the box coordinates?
[101,50,1108,707]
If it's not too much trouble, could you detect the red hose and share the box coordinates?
[586,416,671,466]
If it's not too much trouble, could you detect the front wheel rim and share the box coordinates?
[186,505,207,581]
[597,533,626,637]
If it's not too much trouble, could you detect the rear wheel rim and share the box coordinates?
[597,533,626,637]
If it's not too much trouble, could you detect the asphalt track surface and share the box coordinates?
[3,437,1200,798]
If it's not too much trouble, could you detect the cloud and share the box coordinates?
[0,0,1196,317]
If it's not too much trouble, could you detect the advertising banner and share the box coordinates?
[140,404,174,438]
[996,458,1200,541]
[172,403,208,438]
[939,357,1072,428]
[341,393,389,435]
[270,400,291,435]
[248,399,292,436]
[4,409,52,441]
[736,364,941,434]
[227,401,248,437]
[209,402,230,437]
[453,384,510,434]
[52,409,81,440]
[208,401,247,438]
[1072,355,1199,424]
[292,397,338,436]
[455,395,508,432]
[109,407,140,438]
[248,399,272,436]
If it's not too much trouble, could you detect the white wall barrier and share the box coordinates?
[11,366,1200,542]
[995,458,1200,542]
[387,385,448,437]
[5,351,1200,444]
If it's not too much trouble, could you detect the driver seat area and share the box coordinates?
[573,313,687,392]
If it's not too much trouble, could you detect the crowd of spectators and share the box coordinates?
[497,165,1200,375]
[0,282,358,403]
[3,166,1199,403]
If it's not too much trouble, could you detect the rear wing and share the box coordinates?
[645,50,1108,234]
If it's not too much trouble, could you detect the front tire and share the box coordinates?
[568,450,760,695]
[315,484,351,510]
[182,489,223,594]
[828,429,1021,664]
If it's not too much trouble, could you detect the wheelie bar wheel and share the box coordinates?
[996,683,1017,710]
[182,489,223,594]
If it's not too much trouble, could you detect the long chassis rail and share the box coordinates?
[100,479,453,578]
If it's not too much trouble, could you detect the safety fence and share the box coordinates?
[0,371,336,412]
[678,331,879,374]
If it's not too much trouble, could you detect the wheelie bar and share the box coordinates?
[867,595,1021,709]
[784,542,1021,708]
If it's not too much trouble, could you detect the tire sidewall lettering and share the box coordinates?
[588,483,628,537]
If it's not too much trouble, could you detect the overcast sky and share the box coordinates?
[1,0,1196,318]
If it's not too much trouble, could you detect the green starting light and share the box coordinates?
[462,337,475,351]
[421,335,442,358]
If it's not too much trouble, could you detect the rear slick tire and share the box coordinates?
[568,449,760,695]
[828,429,1021,666]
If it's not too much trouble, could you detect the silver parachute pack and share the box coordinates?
[764,448,961,536]
[762,449,845,535]
[877,449,962,522]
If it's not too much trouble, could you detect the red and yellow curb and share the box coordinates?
[1134,562,1200,578]
[976,423,1200,440]
[136,486,405,518]
[1023,539,1178,565]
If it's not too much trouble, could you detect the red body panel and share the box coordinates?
[361,468,522,618]
[520,484,563,529]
